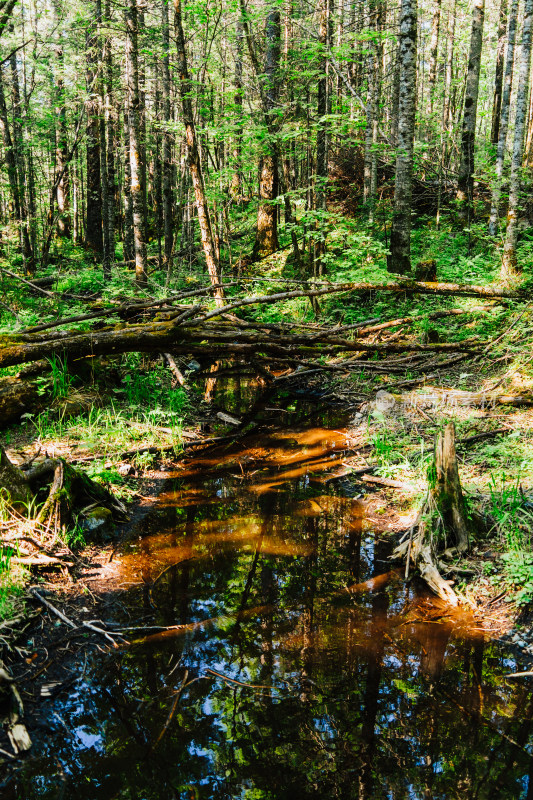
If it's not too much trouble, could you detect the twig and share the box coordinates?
[0,267,56,298]
[163,352,187,386]
[29,588,124,646]
[205,668,279,692]
[361,474,416,491]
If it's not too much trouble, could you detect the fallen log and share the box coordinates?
[0,375,41,426]
[195,280,522,324]
[0,316,483,372]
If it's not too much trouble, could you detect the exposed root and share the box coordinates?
[394,423,471,606]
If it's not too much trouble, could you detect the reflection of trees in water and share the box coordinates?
[13,474,533,800]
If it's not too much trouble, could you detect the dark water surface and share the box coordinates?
[6,392,533,799]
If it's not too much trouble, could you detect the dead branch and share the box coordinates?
[29,588,124,646]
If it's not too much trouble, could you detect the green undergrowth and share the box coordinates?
[22,352,191,458]
[1,206,533,617]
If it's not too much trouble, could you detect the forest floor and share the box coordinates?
[2,209,533,759]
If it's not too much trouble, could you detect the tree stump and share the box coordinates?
[394,422,470,606]
[0,447,31,510]
[432,422,469,554]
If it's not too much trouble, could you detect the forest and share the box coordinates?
[1,0,533,796]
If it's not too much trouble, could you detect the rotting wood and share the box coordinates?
[393,423,471,606]
[163,352,187,386]
[361,474,416,491]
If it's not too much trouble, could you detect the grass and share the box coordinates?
[0,543,25,619]
[1,204,533,620]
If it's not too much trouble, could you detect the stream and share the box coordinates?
[4,383,533,799]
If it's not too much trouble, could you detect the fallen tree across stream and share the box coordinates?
[0,277,526,428]
[0,278,512,373]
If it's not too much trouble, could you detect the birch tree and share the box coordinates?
[488,0,518,236]
[502,0,533,278]
[387,0,417,274]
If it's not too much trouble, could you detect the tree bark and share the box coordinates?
[0,446,31,510]
[85,7,103,257]
[103,0,115,275]
[122,105,135,265]
[52,1,70,239]
[488,0,518,235]
[387,0,417,274]
[427,0,441,117]
[442,1,455,134]
[174,0,224,305]
[161,0,174,273]
[126,0,148,287]
[97,0,111,280]
[252,5,281,259]
[230,15,244,200]
[456,0,485,223]
[491,0,508,146]
[502,0,533,279]
[0,69,34,273]
[433,423,469,553]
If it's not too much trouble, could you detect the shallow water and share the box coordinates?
[5,394,533,799]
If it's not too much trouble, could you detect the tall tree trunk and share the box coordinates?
[0,69,33,273]
[502,0,533,279]
[138,3,148,243]
[316,0,332,269]
[456,0,485,223]
[104,0,115,273]
[97,0,111,280]
[9,54,34,272]
[85,6,103,257]
[126,0,148,287]
[442,2,455,134]
[252,5,281,260]
[53,0,70,239]
[154,64,163,269]
[173,0,223,304]
[488,0,518,235]
[363,0,381,222]
[427,0,441,117]
[491,0,508,146]
[230,15,244,200]
[53,43,70,238]
[122,106,134,264]
[387,0,417,274]
[161,0,174,273]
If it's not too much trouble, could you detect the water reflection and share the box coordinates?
[6,417,533,800]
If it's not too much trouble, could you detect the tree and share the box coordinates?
[387,0,417,274]
[502,0,533,279]
[456,0,485,223]
[252,4,281,259]
[126,0,148,287]
[161,0,174,274]
[174,0,224,304]
[491,0,508,147]
[488,0,519,236]
[85,5,103,258]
